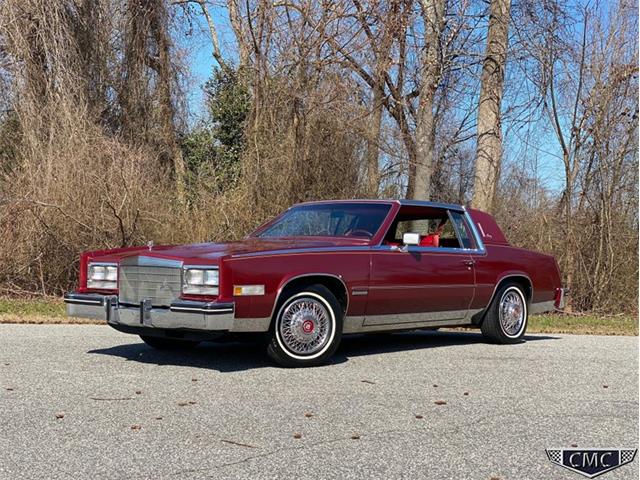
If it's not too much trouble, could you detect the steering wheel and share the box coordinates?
[345,228,373,238]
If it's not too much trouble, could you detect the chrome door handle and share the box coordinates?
[463,260,475,267]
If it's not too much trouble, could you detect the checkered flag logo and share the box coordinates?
[621,449,637,465]
[546,449,562,465]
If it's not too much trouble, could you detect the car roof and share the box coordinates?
[293,199,466,212]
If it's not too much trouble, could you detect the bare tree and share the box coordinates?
[471,0,511,211]
[408,0,445,200]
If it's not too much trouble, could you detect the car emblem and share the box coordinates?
[147,240,154,251]
[546,448,637,478]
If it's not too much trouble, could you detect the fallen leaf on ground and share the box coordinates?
[293,433,302,439]
[135,390,142,395]
[90,397,132,401]
[434,400,447,405]
[415,415,424,419]
[177,401,189,406]
[5,387,13,391]
[221,439,257,449]
[433,384,438,388]
[603,385,608,388]
[304,412,313,418]
[131,425,141,430]
[463,392,469,396]
[155,417,163,420]
[351,434,360,440]
[571,443,578,447]
[55,412,64,419]
[188,401,197,405]
[361,380,376,385]
[191,378,198,382]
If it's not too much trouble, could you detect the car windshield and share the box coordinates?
[255,203,391,239]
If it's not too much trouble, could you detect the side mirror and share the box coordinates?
[402,232,420,246]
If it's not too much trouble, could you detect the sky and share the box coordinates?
[178,3,568,195]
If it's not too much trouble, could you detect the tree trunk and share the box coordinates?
[227,0,250,69]
[471,0,511,212]
[410,0,445,200]
[365,82,385,196]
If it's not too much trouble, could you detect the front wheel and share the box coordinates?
[267,284,343,367]
[481,283,528,344]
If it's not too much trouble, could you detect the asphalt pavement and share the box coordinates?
[0,324,638,479]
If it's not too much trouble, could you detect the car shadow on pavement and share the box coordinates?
[88,330,558,372]
[334,330,557,361]
[88,340,276,372]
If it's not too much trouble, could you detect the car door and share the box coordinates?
[364,207,476,327]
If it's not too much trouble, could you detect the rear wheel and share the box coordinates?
[267,284,343,367]
[140,335,200,350]
[481,283,528,344]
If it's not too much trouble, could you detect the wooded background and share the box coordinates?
[0,0,637,314]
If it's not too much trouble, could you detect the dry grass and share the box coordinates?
[527,313,638,336]
[0,297,99,324]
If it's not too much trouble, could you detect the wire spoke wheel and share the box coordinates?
[499,289,525,337]
[278,297,332,356]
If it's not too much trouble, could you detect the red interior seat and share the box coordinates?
[420,234,439,247]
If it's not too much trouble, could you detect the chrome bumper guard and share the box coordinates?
[556,287,568,310]
[64,292,237,332]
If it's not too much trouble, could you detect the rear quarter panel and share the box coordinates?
[470,245,561,310]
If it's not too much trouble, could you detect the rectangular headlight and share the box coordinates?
[183,267,219,295]
[87,263,118,290]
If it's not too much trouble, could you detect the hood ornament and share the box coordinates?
[147,240,154,251]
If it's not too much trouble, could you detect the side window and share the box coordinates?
[385,206,470,249]
[449,211,476,249]
[394,219,433,241]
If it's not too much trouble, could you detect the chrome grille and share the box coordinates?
[119,265,182,307]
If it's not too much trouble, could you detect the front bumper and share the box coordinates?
[64,292,267,333]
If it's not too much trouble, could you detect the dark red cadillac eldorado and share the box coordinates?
[65,200,565,367]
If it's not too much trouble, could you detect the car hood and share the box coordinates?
[93,237,369,264]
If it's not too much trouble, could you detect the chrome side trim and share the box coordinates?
[343,309,483,333]
[529,300,554,315]
[351,289,368,296]
[363,308,475,326]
